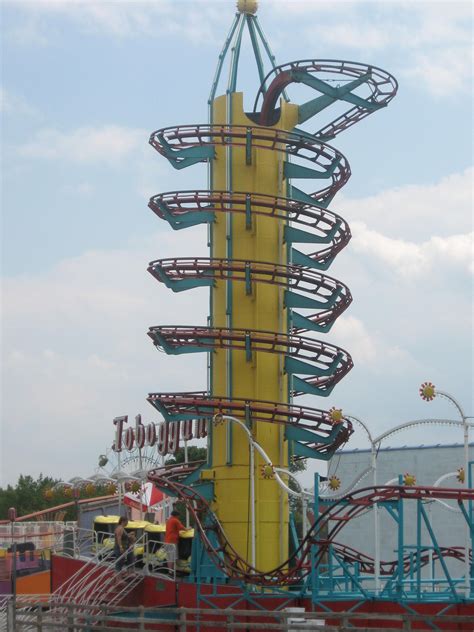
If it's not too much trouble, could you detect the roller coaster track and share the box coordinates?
[150,124,349,205]
[148,326,353,397]
[146,470,474,587]
[254,59,398,137]
[148,258,352,334]
[331,542,472,577]
[149,190,351,271]
[147,43,397,577]
[147,392,352,460]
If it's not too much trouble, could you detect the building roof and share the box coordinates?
[337,442,474,455]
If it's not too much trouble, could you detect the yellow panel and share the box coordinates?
[210,92,298,570]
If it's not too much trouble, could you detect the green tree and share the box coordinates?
[0,474,115,521]
[165,446,208,466]
[0,474,59,519]
[288,458,307,538]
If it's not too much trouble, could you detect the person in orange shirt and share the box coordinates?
[165,509,186,572]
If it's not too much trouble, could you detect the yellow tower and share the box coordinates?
[211,92,298,569]
[147,1,397,576]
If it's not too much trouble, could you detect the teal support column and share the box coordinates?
[397,474,404,599]
[312,472,320,602]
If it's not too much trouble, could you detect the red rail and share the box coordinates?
[254,59,398,137]
[148,257,352,333]
[149,124,350,204]
[147,391,353,457]
[147,325,353,396]
[145,473,474,586]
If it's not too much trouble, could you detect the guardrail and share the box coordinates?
[3,597,474,631]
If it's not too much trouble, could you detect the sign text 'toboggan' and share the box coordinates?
[112,415,208,456]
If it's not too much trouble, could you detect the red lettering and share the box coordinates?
[124,427,135,451]
[195,418,207,439]
[182,420,193,441]
[168,421,181,454]
[145,422,157,447]
[135,414,145,449]
[112,416,127,452]
[157,422,168,456]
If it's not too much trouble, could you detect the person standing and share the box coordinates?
[114,516,134,572]
[164,509,186,572]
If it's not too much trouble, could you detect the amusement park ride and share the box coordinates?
[7,0,473,627]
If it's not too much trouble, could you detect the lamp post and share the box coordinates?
[343,413,469,596]
[346,415,381,594]
[419,382,471,598]
[212,413,307,570]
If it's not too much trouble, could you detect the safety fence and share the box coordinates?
[2,597,474,631]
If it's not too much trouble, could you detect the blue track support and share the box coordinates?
[296,71,379,124]
[285,222,342,245]
[312,472,320,604]
[419,503,459,600]
[416,499,422,601]
[397,475,404,599]
[291,249,335,271]
[291,376,335,397]
[285,352,343,377]
[290,311,334,334]
[285,286,342,310]
[284,161,335,181]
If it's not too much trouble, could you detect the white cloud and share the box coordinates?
[0,87,39,117]
[338,167,473,241]
[61,181,94,195]
[350,222,473,278]
[1,227,209,485]
[8,0,225,44]
[296,2,472,96]
[331,315,417,371]
[299,1,472,51]
[17,125,146,164]
[403,46,473,98]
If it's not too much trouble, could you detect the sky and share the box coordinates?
[1,0,473,489]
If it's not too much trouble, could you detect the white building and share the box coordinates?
[326,443,473,581]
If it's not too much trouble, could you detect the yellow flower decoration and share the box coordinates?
[43,488,54,501]
[328,475,341,491]
[213,413,225,426]
[403,473,416,486]
[419,382,436,401]
[106,483,117,495]
[328,407,343,423]
[261,464,274,479]
[456,467,465,484]
[130,481,141,493]
[84,483,96,495]
[63,486,73,498]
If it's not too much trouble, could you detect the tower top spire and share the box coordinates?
[237,0,258,14]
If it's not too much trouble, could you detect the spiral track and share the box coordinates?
[147,45,397,577]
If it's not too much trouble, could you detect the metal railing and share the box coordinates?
[3,598,474,631]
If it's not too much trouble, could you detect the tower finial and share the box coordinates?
[237,0,258,14]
